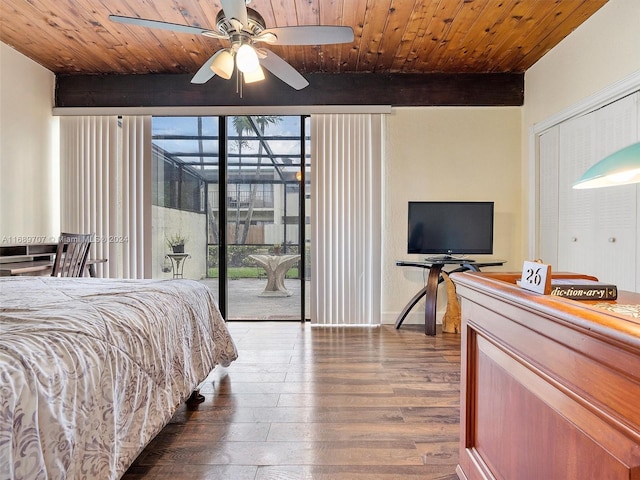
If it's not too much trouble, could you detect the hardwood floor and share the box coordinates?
[122,322,461,480]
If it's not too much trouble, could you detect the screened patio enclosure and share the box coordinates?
[151,115,311,321]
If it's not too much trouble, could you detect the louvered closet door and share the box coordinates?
[540,92,639,292]
[591,93,638,291]
[557,113,598,277]
[538,127,559,267]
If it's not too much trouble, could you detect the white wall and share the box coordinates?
[522,0,640,255]
[382,107,522,324]
[0,43,58,241]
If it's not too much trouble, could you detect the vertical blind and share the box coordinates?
[60,116,151,278]
[310,114,384,326]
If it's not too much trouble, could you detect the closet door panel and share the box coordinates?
[592,93,638,290]
[592,227,636,289]
[538,128,559,267]
[557,114,597,276]
[556,228,596,275]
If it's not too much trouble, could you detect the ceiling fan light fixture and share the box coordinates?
[243,64,265,83]
[210,49,235,79]
[110,0,354,91]
[236,44,260,73]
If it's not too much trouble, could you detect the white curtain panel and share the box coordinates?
[60,116,152,278]
[310,114,384,326]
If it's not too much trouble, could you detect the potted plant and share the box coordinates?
[166,233,187,253]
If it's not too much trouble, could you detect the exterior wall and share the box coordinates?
[151,205,207,280]
[382,107,522,324]
[0,43,58,241]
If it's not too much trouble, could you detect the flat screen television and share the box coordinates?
[407,201,494,259]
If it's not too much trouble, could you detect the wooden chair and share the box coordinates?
[51,233,93,277]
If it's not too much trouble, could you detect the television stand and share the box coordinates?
[395,259,505,335]
[425,255,475,262]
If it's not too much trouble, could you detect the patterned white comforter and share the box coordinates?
[0,276,237,480]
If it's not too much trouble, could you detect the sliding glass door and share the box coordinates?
[151,115,309,321]
[224,116,307,320]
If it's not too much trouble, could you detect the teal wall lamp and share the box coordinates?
[573,142,640,189]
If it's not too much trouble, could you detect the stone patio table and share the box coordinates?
[249,254,300,297]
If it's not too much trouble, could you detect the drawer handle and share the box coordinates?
[571,237,577,242]
[608,237,616,243]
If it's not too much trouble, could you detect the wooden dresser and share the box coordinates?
[452,272,640,480]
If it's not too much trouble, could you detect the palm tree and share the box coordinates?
[229,115,282,245]
[230,116,252,243]
[240,115,282,244]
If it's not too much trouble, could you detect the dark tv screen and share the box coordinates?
[407,201,494,257]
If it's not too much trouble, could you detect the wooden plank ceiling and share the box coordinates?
[0,0,606,74]
[1,0,607,77]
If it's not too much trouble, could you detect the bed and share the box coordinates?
[0,276,237,480]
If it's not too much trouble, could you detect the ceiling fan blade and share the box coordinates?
[191,51,225,84]
[259,50,309,90]
[109,15,227,39]
[257,26,354,45]
[221,0,248,30]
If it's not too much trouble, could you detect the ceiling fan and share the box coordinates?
[109,0,354,90]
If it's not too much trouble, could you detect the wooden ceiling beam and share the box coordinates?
[55,72,524,108]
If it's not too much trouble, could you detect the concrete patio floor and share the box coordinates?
[198,278,310,321]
